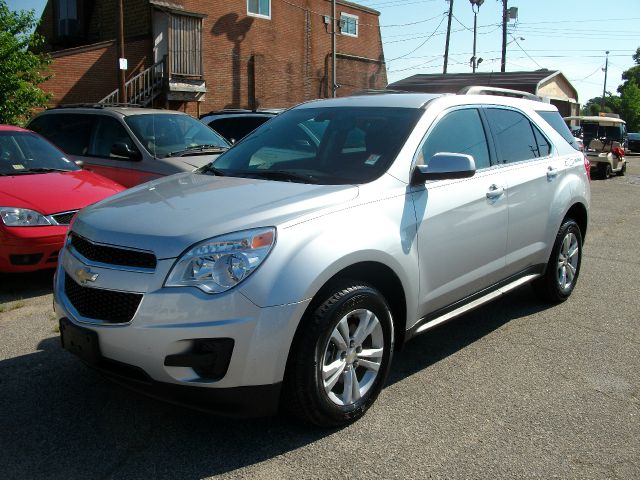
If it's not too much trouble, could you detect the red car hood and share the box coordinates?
[0,170,124,215]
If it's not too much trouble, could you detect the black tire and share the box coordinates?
[604,163,612,179]
[283,282,394,427]
[617,162,627,176]
[533,219,583,303]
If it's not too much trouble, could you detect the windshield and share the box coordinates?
[124,114,230,158]
[627,132,640,140]
[208,106,422,185]
[0,131,79,175]
[582,122,624,145]
[537,111,580,151]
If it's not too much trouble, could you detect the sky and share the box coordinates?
[8,0,640,104]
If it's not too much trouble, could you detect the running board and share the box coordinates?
[414,274,540,335]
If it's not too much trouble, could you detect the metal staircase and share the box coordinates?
[99,58,166,106]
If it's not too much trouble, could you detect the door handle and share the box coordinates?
[547,166,559,179]
[486,184,505,199]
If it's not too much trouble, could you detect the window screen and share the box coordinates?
[28,113,94,156]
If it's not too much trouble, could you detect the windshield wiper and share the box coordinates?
[239,170,319,184]
[197,164,226,176]
[16,168,73,174]
[167,144,229,157]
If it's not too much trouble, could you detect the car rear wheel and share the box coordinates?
[283,282,394,427]
[533,219,583,303]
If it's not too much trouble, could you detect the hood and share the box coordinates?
[73,173,359,258]
[164,153,221,171]
[0,170,124,215]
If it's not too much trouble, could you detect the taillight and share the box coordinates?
[583,154,591,182]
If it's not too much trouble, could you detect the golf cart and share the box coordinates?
[564,115,627,179]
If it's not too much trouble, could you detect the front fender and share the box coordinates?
[238,190,420,323]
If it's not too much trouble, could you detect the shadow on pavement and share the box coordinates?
[0,285,549,480]
[0,270,55,303]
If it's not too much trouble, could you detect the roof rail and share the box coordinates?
[458,86,544,102]
[49,103,142,110]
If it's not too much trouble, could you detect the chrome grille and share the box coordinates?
[52,210,78,225]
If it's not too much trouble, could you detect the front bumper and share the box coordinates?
[53,248,311,416]
[0,225,67,273]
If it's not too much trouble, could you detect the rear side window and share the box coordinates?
[485,108,549,163]
[208,117,271,142]
[536,110,580,151]
[28,113,94,156]
[418,108,491,169]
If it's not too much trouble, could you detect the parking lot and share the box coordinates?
[1,158,639,480]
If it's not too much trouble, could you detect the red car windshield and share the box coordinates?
[0,131,79,175]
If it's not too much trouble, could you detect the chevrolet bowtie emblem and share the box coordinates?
[76,267,98,284]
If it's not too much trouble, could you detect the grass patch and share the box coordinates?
[0,299,26,313]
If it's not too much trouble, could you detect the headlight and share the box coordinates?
[165,227,276,294]
[0,207,51,226]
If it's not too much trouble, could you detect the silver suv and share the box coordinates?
[54,92,590,426]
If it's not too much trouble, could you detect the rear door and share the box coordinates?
[484,107,562,275]
[413,107,508,317]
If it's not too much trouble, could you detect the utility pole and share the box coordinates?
[443,0,454,74]
[500,0,507,72]
[469,0,483,73]
[117,0,126,103]
[601,50,610,112]
[332,0,337,97]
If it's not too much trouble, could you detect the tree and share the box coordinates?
[619,81,640,132]
[581,48,640,131]
[0,1,51,126]
[618,47,640,95]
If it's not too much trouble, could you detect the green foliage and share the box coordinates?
[582,48,640,131]
[0,1,52,126]
[620,81,640,131]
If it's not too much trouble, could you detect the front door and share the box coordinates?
[412,107,508,318]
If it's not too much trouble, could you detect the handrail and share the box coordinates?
[100,57,166,105]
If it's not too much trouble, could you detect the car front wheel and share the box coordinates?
[283,282,394,427]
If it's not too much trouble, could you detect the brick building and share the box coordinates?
[37,0,387,115]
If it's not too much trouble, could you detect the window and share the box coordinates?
[170,14,203,76]
[418,109,491,169]
[248,0,271,18]
[340,13,358,37]
[89,117,137,159]
[485,108,545,163]
[56,0,78,36]
[537,110,580,151]
[28,114,94,156]
[212,107,422,185]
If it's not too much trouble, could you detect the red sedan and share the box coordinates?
[0,125,125,273]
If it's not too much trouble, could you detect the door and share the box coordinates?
[412,107,508,318]
[484,107,563,275]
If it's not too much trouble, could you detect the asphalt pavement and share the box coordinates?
[1,157,639,479]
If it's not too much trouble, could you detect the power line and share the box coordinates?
[387,13,448,62]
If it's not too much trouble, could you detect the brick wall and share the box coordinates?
[41,36,153,105]
[39,0,387,113]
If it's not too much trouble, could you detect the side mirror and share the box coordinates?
[111,142,141,161]
[411,153,476,184]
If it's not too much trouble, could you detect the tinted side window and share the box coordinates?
[532,124,551,157]
[486,108,546,163]
[28,114,94,156]
[88,117,136,158]
[419,108,490,169]
[209,117,270,142]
